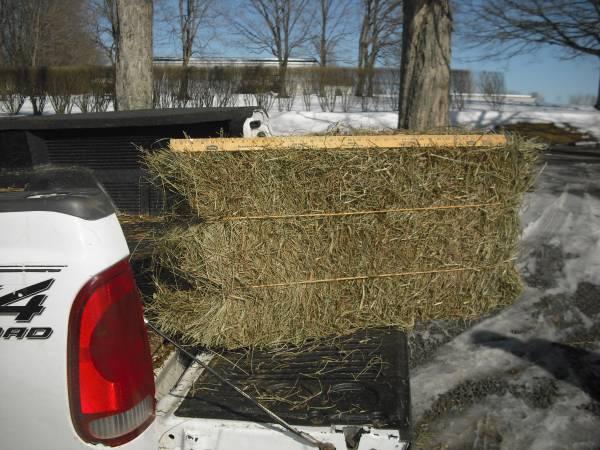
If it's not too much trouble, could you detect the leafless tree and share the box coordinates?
[356,0,402,97]
[530,91,544,106]
[479,71,506,111]
[157,0,216,66]
[180,0,215,67]
[115,0,153,110]
[317,85,337,112]
[313,0,353,67]
[0,0,100,66]
[569,94,596,107]
[381,68,400,111]
[461,0,600,109]
[0,0,100,115]
[232,0,313,95]
[277,80,296,111]
[0,1,46,66]
[0,71,26,114]
[450,69,473,111]
[87,0,120,64]
[157,0,216,100]
[398,0,452,129]
[301,80,313,111]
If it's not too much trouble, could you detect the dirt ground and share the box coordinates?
[410,145,600,450]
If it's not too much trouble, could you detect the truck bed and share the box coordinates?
[175,328,410,436]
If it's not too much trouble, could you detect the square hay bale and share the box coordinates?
[144,135,539,349]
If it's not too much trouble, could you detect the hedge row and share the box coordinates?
[0,66,114,96]
[0,65,401,114]
[0,65,399,95]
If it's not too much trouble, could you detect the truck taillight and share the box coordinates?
[68,259,155,446]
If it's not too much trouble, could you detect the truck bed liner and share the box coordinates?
[175,328,410,435]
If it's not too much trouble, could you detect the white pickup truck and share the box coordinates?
[0,167,411,450]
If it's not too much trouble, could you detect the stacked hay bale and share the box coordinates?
[144,135,538,349]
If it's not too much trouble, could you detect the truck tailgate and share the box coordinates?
[175,328,410,435]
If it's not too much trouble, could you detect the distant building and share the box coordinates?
[154,56,318,68]
[461,93,537,105]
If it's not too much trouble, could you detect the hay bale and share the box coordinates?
[144,136,539,349]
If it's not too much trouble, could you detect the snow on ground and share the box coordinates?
[408,149,600,449]
[454,104,600,142]
[269,102,600,139]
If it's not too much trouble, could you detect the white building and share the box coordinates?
[154,56,318,68]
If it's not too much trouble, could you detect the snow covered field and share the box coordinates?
[409,148,600,449]
[268,101,600,140]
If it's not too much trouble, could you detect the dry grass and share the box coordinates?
[144,135,539,349]
[495,122,593,145]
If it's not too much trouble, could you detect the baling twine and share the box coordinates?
[217,202,503,222]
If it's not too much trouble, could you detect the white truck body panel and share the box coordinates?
[0,211,156,450]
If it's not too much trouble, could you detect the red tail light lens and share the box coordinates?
[68,259,155,446]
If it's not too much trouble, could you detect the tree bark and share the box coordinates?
[278,61,288,97]
[356,2,371,97]
[594,60,600,111]
[115,0,153,110]
[319,0,327,66]
[398,0,452,130]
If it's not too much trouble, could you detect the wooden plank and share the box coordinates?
[169,134,508,152]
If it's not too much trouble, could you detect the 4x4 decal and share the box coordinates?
[0,279,54,322]
[0,277,56,340]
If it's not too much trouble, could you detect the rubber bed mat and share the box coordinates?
[175,328,410,434]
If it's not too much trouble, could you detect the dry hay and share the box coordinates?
[144,135,539,349]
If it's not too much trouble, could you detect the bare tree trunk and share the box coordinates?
[366,51,378,96]
[398,0,452,129]
[234,0,311,98]
[314,0,351,67]
[594,60,600,111]
[278,62,288,97]
[319,0,327,66]
[180,0,195,68]
[180,22,192,104]
[319,36,327,67]
[30,3,42,66]
[356,4,371,97]
[180,61,190,105]
[115,0,153,110]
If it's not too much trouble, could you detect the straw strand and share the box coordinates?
[248,266,484,289]
[219,202,503,222]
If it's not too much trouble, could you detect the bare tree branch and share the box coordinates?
[232,0,314,95]
[460,0,600,59]
[356,0,402,96]
[86,0,120,64]
[0,0,102,66]
[460,0,600,109]
[156,0,216,66]
[312,0,354,66]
